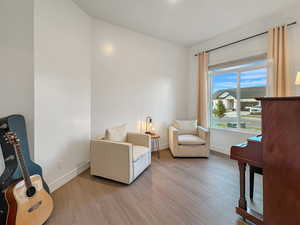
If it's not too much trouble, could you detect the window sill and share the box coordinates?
[210,127,260,135]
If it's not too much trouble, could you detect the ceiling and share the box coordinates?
[73,0,297,46]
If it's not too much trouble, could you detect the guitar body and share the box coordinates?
[5,175,53,225]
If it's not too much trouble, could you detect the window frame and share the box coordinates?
[208,61,267,133]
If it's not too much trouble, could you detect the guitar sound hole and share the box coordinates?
[26,186,36,198]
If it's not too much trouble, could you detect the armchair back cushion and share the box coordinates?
[173,120,197,134]
[105,124,127,142]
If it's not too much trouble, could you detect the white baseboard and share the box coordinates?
[210,145,230,156]
[49,162,90,193]
[159,143,169,150]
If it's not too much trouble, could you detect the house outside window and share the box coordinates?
[209,56,267,132]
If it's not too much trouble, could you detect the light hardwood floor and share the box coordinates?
[47,150,262,225]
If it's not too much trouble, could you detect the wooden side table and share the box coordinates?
[149,133,160,159]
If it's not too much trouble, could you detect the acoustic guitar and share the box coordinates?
[3,132,53,225]
[0,115,50,224]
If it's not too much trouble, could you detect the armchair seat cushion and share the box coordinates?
[178,135,206,145]
[133,145,150,162]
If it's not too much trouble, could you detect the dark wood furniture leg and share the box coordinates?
[236,163,263,225]
[238,162,247,210]
[250,166,254,199]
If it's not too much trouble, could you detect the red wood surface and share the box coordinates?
[4,182,18,225]
[230,137,263,168]
[261,97,300,225]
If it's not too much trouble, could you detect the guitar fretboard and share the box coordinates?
[14,144,32,188]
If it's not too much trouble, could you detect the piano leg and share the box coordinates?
[238,162,247,210]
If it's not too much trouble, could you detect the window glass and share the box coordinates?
[210,60,267,132]
[211,72,238,129]
[239,68,267,131]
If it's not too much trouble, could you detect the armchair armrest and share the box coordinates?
[197,126,209,132]
[169,126,179,134]
[90,139,133,183]
[197,126,210,142]
[169,126,179,149]
[127,133,150,147]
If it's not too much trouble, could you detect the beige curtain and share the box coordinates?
[197,52,208,128]
[267,25,291,97]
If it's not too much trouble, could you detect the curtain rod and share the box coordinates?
[194,21,297,56]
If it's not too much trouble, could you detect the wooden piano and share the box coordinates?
[230,97,300,225]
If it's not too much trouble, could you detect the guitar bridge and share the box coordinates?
[28,200,42,213]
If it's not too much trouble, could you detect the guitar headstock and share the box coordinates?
[4,131,20,146]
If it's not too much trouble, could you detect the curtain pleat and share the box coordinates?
[267,25,291,97]
[197,52,208,128]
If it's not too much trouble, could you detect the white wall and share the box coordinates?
[0,0,34,173]
[91,19,189,148]
[34,0,91,191]
[188,2,300,155]
[0,0,188,191]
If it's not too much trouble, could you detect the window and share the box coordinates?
[210,59,267,132]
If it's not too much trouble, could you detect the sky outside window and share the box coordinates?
[212,67,267,92]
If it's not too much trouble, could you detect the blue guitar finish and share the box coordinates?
[0,115,50,225]
[9,115,49,189]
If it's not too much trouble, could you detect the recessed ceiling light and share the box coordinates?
[102,43,114,56]
[167,0,182,4]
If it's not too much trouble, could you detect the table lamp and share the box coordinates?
[295,72,300,85]
[145,116,152,134]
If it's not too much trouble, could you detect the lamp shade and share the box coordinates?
[295,72,300,85]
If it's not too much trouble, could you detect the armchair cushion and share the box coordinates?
[178,134,206,145]
[173,120,197,134]
[132,145,150,162]
[105,124,127,142]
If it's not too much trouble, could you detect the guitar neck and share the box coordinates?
[14,144,32,188]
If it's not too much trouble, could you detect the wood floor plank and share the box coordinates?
[47,150,262,225]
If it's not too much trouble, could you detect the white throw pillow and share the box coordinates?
[105,124,127,142]
[173,120,197,133]
[94,136,104,141]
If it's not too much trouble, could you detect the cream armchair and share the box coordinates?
[90,132,151,184]
[169,121,210,157]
